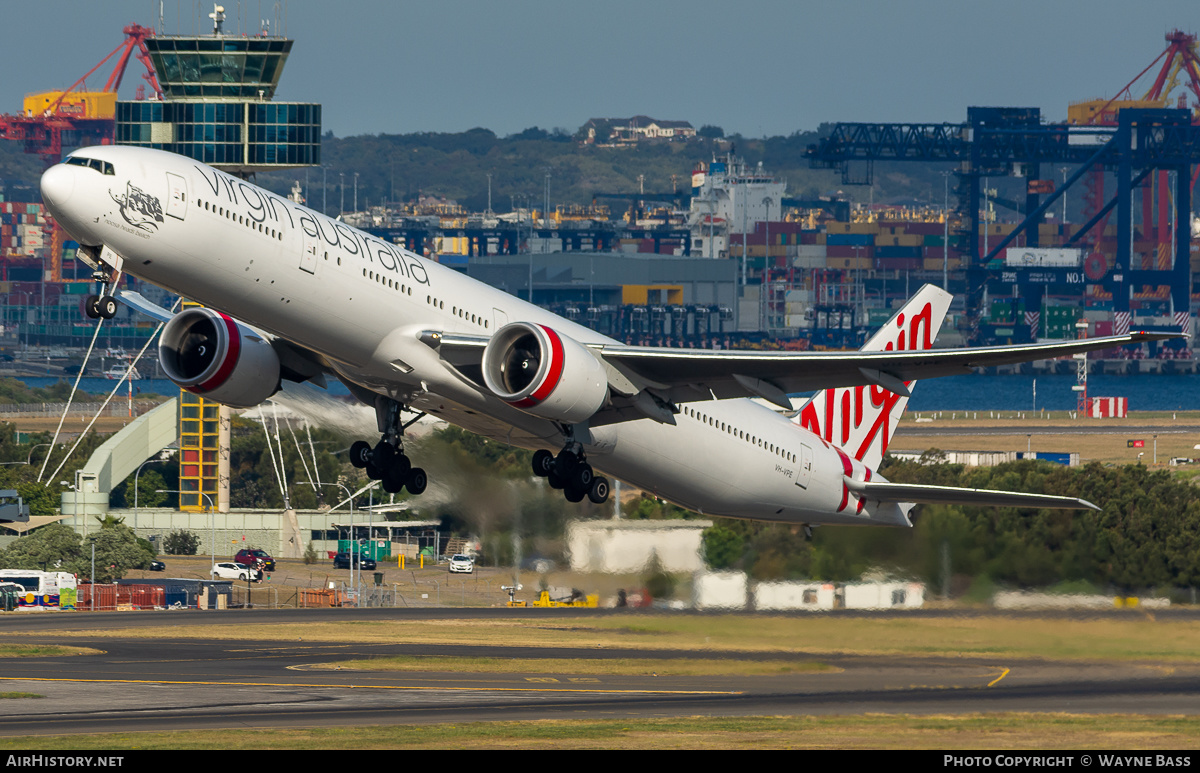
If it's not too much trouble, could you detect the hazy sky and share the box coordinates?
[4,1,1200,138]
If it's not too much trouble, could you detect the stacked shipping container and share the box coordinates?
[0,202,46,257]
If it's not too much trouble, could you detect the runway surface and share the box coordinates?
[1,608,1198,736]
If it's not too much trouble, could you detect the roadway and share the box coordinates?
[895,423,1200,437]
[1,608,1198,735]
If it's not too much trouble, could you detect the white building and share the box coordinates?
[567,518,712,574]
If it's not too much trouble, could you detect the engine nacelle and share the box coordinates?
[482,322,609,424]
[159,308,281,408]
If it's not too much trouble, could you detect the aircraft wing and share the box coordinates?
[590,331,1178,407]
[846,478,1100,511]
[432,329,1179,415]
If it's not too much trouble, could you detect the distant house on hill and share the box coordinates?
[581,116,697,145]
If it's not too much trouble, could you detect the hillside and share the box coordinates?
[1,123,960,215]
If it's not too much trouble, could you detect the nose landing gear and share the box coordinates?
[83,265,120,319]
[85,294,119,320]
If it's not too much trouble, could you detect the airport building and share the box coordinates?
[115,12,320,175]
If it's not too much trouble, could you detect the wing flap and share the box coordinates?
[846,479,1100,511]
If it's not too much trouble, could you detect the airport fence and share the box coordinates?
[0,401,160,418]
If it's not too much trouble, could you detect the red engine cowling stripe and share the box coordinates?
[193,313,241,393]
[509,325,565,409]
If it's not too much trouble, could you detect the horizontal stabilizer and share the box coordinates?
[845,479,1100,511]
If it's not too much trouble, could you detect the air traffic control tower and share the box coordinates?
[114,5,320,176]
[110,6,321,513]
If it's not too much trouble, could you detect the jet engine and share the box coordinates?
[159,307,281,408]
[482,322,608,424]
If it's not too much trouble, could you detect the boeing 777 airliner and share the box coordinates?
[38,147,1174,526]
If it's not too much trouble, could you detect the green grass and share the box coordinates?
[20,614,1200,663]
[0,693,43,700]
[1,714,1198,749]
[0,644,102,658]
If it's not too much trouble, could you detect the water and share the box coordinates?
[13,373,1200,415]
[908,372,1200,412]
[15,377,352,400]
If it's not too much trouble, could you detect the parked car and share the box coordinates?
[234,548,275,571]
[448,554,475,574]
[332,552,376,570]
[149,560,165,572]
[211,562,262,582]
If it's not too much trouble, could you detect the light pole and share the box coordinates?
[762,196,773,332]
[315,482,360,603]
[157,489,215,569]
[133,452,171,534]
[1059,167,1069,223]
[941,171,953,291]
[0,443,52,467]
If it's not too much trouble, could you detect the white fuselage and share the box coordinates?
[42,147,909,527]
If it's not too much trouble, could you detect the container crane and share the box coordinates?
[0,24,161,280]
[1069,29,1200,326]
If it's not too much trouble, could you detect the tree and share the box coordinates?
[85,522,154,582]
[0,523,82,572]
[16,482,63,517]
[701,525,744,570]
[163,529,201,556]
[641,551,676,601]
[698,125,725,139]
[109,468,169,509]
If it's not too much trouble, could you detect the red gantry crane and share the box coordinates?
[0,24,161,280]
[1070,30,1200,314]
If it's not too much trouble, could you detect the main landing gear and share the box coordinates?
[348,398,427,496]
[531,446,610,504]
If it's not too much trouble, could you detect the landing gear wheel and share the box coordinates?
[554,450,579,480]
[570,463,594,491]
[349,440,372,468]
[532,449,554,477]
[546,470,565,490]
[564,485,586,503]
[382,466,407,494]
[364,462,383,481]
[371,440,396,470]
[85,295,101,319]
[97,296,118,319]
[587,476,610,504]
[405,468,427,495]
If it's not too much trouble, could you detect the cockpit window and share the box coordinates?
[63,156,114,175]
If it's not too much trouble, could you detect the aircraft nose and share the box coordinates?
[40,164,75,214]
